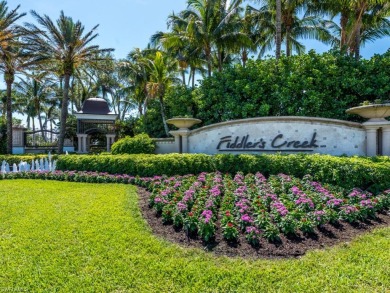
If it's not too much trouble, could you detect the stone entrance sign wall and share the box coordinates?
[185,117,366,156]
[188,117,366,155]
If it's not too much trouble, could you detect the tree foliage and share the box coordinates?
[193,50,390,125]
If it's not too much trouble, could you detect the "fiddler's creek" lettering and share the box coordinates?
[217,132,321,152]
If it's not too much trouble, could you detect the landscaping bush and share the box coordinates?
[56,153,390,191]
[111,133,155,154]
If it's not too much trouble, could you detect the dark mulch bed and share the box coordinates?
[137,187,390,259]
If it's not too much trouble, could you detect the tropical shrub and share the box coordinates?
[111,133,155,154]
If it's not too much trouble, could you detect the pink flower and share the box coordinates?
[241,214,252,223]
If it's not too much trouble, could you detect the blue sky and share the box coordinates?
[14,0,390,59]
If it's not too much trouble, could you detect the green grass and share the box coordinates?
[0,180,389,292]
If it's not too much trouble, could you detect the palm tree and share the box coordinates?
[0,1,26,154]
[165,0,250,77]
[306,0,390,59]
[24,11,113,153]
[248,0,334,57]
[119,48,151,117]
[14,72,54,141]
[144,51,180,136]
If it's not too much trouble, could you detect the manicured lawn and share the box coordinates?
[0,179,389,292]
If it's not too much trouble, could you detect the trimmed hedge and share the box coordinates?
[56,153,390,192]
[111,134,155,154]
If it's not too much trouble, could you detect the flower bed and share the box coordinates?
[145,172,390,244]
[2,170,389,245]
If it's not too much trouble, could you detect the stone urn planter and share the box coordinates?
[346,104,390,122]
[166,117,202,130]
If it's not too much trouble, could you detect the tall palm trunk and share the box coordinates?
[275,0,282,60]
[26,114,30,129]
[32,116,35,145]
[286,28,291,57]
[38,113,46,142]
[158,95,169,137]
[58,73,70,153]
[242,49,248,68]
[5,73,14,154]
[340,11,349,50]
[353,5,365,61]
[205,46,212,77]
[218,49,223,72]
[181,70,186,85]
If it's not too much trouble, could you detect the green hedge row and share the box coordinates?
[55,154,390,192]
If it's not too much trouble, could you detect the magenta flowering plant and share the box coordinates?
[198,210,216,242]
[245,226,262,246]
[339,205,361,223]
[239,213,254,230]
[222,221,239,241]
[183,211,198,235]
[309,210,328,226]
[277,215,298,235]
[294,196,315,212]
[358,199,376,218]
[299,217,315,234]
[162,204,175,223]
[326,198,344,210]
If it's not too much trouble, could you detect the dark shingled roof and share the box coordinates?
[81,98,110,114]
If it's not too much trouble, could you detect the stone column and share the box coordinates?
[77,135,82,153]
[169,131,182,153]
[106,134,116,152]
[363,126,379,156]
[169,130,190,153]
[382,125,390,156]
[77,134,88,153]
[181,130,190,153]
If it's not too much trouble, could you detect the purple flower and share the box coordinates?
[241,214,253,223]
[255,172,267,183]
[210,185,222,197]
[327,198,344,207]
[183,189,195,202]
[264,193,277,201]
[313,210,326,221]
[272,201,289,217]
[246,226,260,234]
[295,197,314,209]
[360,199,374,208]
[177,202,187,212]
[161,189,171,197]
[348,189,361,198]
[278,174,292,182]
[290,186,307,198]
[205,199,214,208]
[341,205,358,214]
[200,210,213,224]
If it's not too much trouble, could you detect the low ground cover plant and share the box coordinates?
[3,170,388,245]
